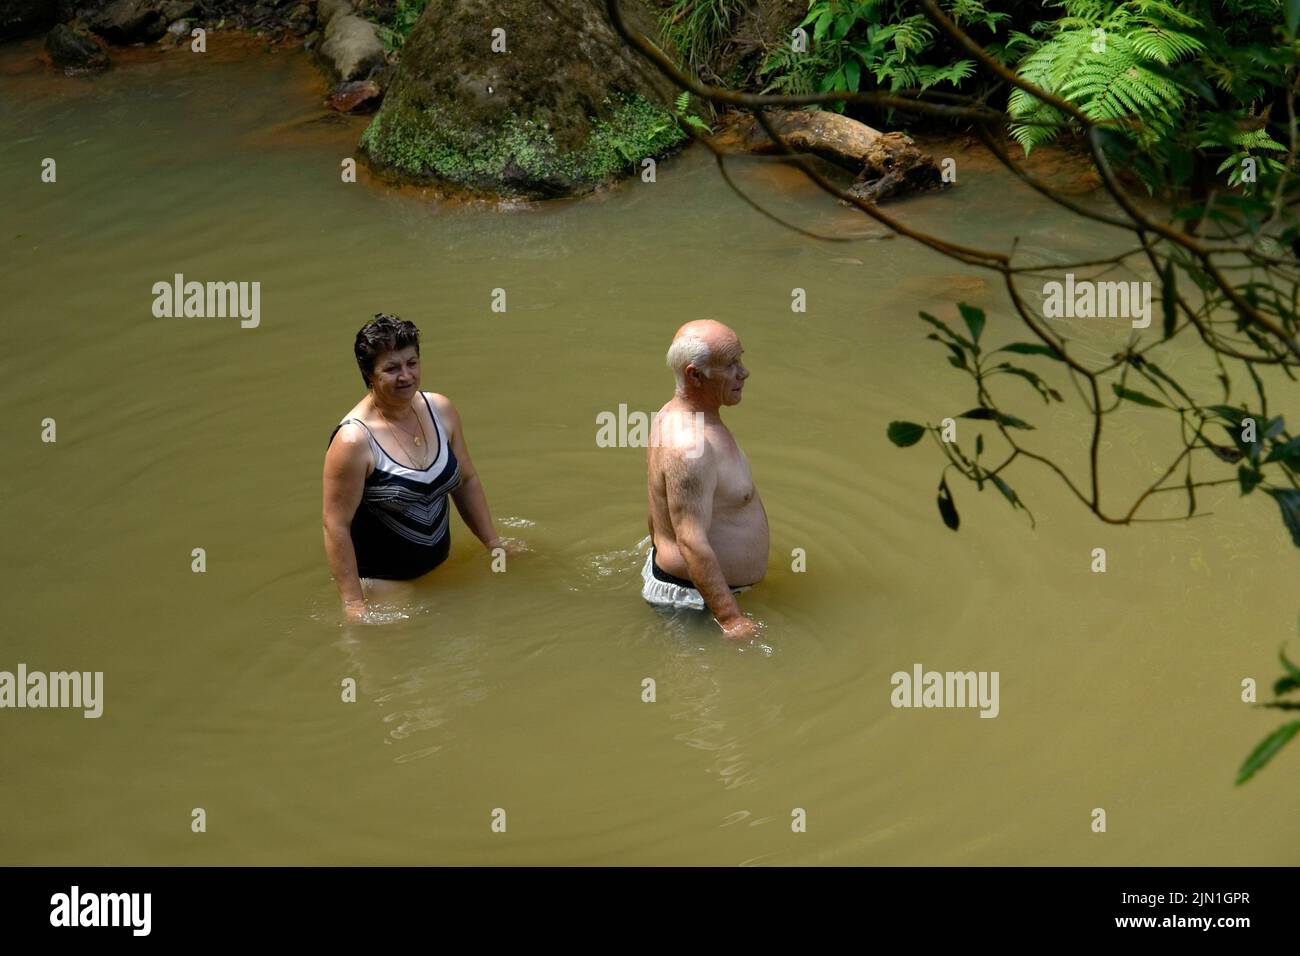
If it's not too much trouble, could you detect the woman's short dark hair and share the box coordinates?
[355,313,421,388]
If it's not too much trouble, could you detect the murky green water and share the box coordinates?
[1,37,1296,865]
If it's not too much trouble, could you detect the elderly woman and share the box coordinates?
[323,314,512,621]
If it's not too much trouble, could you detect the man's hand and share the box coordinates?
[718,613,760,641]
[343,599,368,623]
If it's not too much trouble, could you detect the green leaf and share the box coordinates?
[988,473,1020,510]
[975,433,984,458]
[995,363,1062,403]
[1269,489,1300,548]
[937,475,960,531]
[1264,435,1300,468]
[928,334,968,370]
[1135,359,1194,407]
[814,9,834,43]
[958,303,985,344]
[997,342,1063,360]
[958,407,1033,430]
[1275,646,1300,696]
[1288,0,1300,40]
[887,421,926,447]
[1112,383,1166,409]
[1204,405,1246,425]
[918,311,974,349]
[1161,259,1176,339]
[1235,720,1300,784]
[843,59,861,91]
[1237,466,1263,496]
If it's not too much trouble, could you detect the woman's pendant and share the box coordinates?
[413,436,423,446]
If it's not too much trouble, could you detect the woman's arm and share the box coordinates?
[432,394,504,550]
[322,423,370,619]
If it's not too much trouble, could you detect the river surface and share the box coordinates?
[1,36,1296,865]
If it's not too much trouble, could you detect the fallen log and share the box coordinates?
[718,108,948,203]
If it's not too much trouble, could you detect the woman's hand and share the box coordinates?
[486,536,529,556]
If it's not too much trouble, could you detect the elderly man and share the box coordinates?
[642,320,768,640]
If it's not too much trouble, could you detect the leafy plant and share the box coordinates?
[1008,1,1206,153]
[372,0,427,52]
[661,0,752,83]
[758,0,1011,114]
[1237,645,1300,783]
[674,90,711,132]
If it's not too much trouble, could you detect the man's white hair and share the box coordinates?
[666,333,713,389]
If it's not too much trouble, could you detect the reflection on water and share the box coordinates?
[1,37,1297,866]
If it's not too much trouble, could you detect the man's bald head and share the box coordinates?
[666,320,741,390]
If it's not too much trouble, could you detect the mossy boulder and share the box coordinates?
[359,0,686,200]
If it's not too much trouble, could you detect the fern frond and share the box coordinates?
[1129,25,1204,64]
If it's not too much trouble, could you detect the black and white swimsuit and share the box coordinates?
[328,391,462,580]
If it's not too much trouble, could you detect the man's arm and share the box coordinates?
[663,443,751,635]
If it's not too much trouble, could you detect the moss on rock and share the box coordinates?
[359,0,686,199]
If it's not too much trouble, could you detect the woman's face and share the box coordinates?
[370,346,420,404]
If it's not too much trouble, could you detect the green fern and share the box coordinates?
[1009,1,1202,153]
[758,1,1006,114]
[1200,117,1289,186]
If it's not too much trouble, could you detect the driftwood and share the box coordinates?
[718,109,948,203]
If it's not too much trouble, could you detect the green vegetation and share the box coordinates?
[360,92,687,191]
[661,0,751,83]
[1007,1,1204,153]
[1005,0,1290,193]
[372,0,428,52]
[659,1,1031,114]
[1237,645,1300,783]
[758,0,1017,111]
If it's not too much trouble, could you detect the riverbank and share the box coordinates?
[1,23,1106,210]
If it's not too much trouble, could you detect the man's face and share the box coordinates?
[705,341,748,406]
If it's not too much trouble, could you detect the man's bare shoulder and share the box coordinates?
[652,404,710,459]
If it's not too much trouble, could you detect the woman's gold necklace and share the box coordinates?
[376,398,428,467]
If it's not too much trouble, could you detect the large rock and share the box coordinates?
[0,0,58,39]
[45,20,109,69]
[315,0,350,25]
[91,0,167,42]
[359,0,686,200]
[320,13,384,81]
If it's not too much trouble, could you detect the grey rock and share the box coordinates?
[315,0,349,25]
[320,13,383,81]
[92,0,167,43]
[45,19,109,69]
